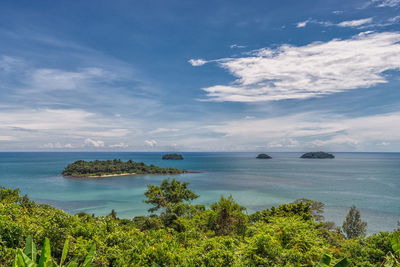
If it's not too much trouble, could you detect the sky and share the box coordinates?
[0,0,400,152]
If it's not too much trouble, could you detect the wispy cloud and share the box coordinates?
[195,32,400,102]
[109,142,128,148]
[230,44,246,49]
[373,0,400,7]
[0,136,15,141]
[337,18,373,27]
[295,17,373,28]
[206,112,400,150]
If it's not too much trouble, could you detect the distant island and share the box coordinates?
[62,159,186,178]
[300,152,335,159]
[256,153,272,159]
[162,153,184,160]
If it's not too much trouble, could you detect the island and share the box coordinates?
[300,152,335,159]
[62,159,186,178]
[162,153,184,160]
[256,153,272,159]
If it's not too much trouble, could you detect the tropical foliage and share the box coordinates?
[0,182,398,266]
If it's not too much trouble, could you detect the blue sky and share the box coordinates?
[0,0,400,151]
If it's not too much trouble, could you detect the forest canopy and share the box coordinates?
[0,181,399,266]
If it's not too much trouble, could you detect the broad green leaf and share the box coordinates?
[392,232,400,253]
[23,236,37,262]
[17,250,26,267]
[65,262,78,267]
[12,252,19,267]
[60,239,69,266]
[81,244,96,267]
[315,253,332,267]
[38,238,51,267]
[66,256,79,267]
[333,258,350,267]
[18,249,37,267]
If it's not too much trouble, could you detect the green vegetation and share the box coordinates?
[256,153,272,159]
[61,159,185,177]
[161,153,184,160]
[342,205,367,239]
[301,152,335,159]
[12,236,95,267]
[0,183,399,266]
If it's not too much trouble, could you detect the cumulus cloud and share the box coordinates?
[84,138,104,147]
[145,139,157,147]
[337,18,373,27]
[188,59,208,66]
[198,32,400,102]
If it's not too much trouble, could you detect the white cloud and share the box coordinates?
[296,20,310,28]
[389,16,400,22]
[109,142,128,148]
[198,32,400,102]
[149,128,179,134]
[0,56,24,72]
[188,59,208,66]
[42,142,74,149]
[295,18,373,29]
[230,44,246,49]
[0,108,94,130]
[0,136,15,141]
[28,67,118,92]
[207,112,400,150]
[144,139,157,147]
[79,129,130,137]
[84,138,104,147]
[373,0,400,7]
[337,18,373,27]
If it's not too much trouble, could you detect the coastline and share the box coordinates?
[64,172,137,178]
[63,170,199,178]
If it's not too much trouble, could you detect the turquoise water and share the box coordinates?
[0,152,399,234]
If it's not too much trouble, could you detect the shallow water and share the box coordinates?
[0,152,399,234]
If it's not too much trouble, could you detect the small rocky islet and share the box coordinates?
[256,153,272,159]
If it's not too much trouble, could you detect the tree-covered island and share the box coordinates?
[61,159,186,178]
[300,151,335,159]
[162,153,184,160]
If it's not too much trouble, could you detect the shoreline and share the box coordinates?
[63,170,200,178]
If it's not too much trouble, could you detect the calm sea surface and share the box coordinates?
[0,152,399,234]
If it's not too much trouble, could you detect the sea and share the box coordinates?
[0,152,399,234]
